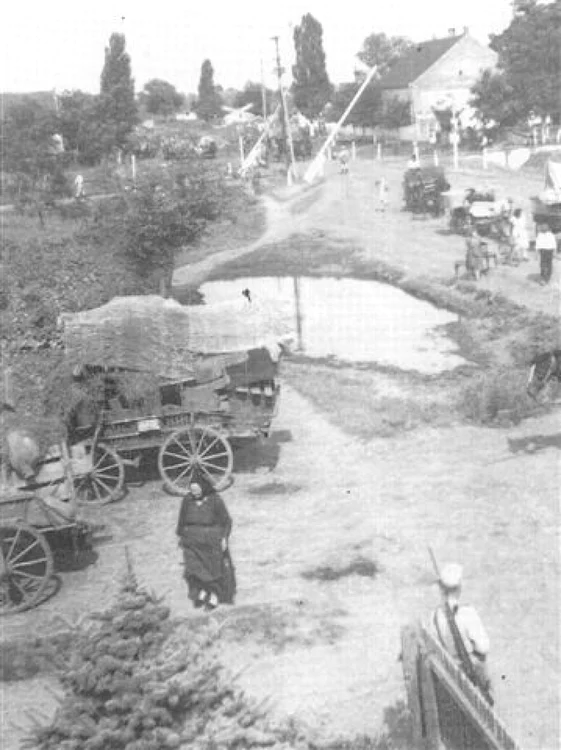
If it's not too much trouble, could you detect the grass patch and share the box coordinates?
[458,366,538,425]
[0,630,76,682]
[206,230,362,279]
[283,362,452,440]
[174,188,266,268]
[320,700,415,750]
[302,556,379,582]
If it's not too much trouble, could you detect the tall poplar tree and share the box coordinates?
[195,59,223,121]
[99,33,138,151]
[292,14,332,119]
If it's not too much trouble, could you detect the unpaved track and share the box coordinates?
[2,159,560,750]
[2,384,559,748]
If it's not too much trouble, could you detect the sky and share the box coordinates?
[1,0,514,96]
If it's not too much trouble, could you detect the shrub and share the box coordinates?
[459,367,534,425]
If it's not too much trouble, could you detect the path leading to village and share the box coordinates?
[2,157,560,750]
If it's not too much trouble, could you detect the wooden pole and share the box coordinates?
[260,58,267,120]
[304,63,378,184]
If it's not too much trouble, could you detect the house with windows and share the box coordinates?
[377,29,497,141]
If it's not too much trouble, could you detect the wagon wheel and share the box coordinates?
[74,443,125,506]
[158,426,233,494]
[0,522,53,615]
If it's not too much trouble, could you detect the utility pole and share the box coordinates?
[260,58,267,120]
[271,35,297,180]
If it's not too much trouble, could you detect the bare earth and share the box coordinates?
[2,157,560,750]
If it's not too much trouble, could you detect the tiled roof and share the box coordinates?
[377,35,462,89]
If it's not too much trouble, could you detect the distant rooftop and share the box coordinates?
[377,35,463,89]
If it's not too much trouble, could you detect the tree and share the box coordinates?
[326,82,382,126]
[140,78,184,116]
[357,33,412,77]
[58,90,109,165]
[233,81,275,118]
[472,1,561,127]
[379,97,412,129]
[99,33,138,150]
[195,59,223,121]
[470,69,520,128]
[292,13,332,119]
[2,99,69,222]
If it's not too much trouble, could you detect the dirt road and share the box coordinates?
[2,157,560,750]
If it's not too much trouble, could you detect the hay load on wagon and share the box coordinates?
[59,295,295,496]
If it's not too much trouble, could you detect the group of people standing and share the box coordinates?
[465,205,558,285]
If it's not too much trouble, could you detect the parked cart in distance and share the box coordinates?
[403,166,450,216]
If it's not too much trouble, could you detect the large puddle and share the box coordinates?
[199,276,466,374]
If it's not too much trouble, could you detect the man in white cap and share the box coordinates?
[432,562,491,693]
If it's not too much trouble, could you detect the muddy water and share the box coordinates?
[200,276,466,374]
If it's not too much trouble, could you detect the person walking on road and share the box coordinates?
[74,174,85,200]
[176,475,236,611]
[536,223,556,284]
[431,563,492,695]
[510,208,529,262]
[465,227,486,280]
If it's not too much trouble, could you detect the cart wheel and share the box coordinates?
[74,443,125,506]
[0,522,53,615]
[158,426,233,494]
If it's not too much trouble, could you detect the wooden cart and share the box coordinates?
[72,350,280,497]
[0,441,97,615]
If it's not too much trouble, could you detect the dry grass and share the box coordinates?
[282,362,452,440]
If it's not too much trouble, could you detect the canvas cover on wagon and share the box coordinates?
[62,295,295,382]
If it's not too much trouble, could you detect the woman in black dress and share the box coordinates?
[176,474,236,610]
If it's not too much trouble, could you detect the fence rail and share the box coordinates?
[401,622,522,750]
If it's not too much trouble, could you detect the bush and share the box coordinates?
[459,367,534,425]
[27,554,313,750]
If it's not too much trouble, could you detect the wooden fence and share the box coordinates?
[401,623,522,750]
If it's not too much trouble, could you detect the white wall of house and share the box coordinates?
[381,35,497,141]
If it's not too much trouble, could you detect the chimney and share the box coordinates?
[448,27,456,37]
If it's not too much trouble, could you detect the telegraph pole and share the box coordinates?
[260,58,267,120]
[271,35,297,179]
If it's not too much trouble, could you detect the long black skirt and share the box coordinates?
[180,525,236,605]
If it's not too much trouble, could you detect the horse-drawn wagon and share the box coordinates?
[403,166,450,216]
[61,295,293,498]
[0,435,97,615]
[448,188,511,241]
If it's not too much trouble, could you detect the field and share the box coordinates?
[1,153,560,750]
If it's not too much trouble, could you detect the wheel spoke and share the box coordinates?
[187,431,196,454]
[196,430,208,454]
[170,438,190,456]
[11,569,46,581]
[170,464,193,485]
[199,465,218,486]
[92,479,102,502]
[165,458,192,472]
[202,450,230,460]
[164,449,192,462]
[198,436,221,459]
[6,527,22,561]
[10,556,48,569]
[8,539,42,566]
[200,458,229,473]
[93,466,120,480]
[92,476,115,497]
